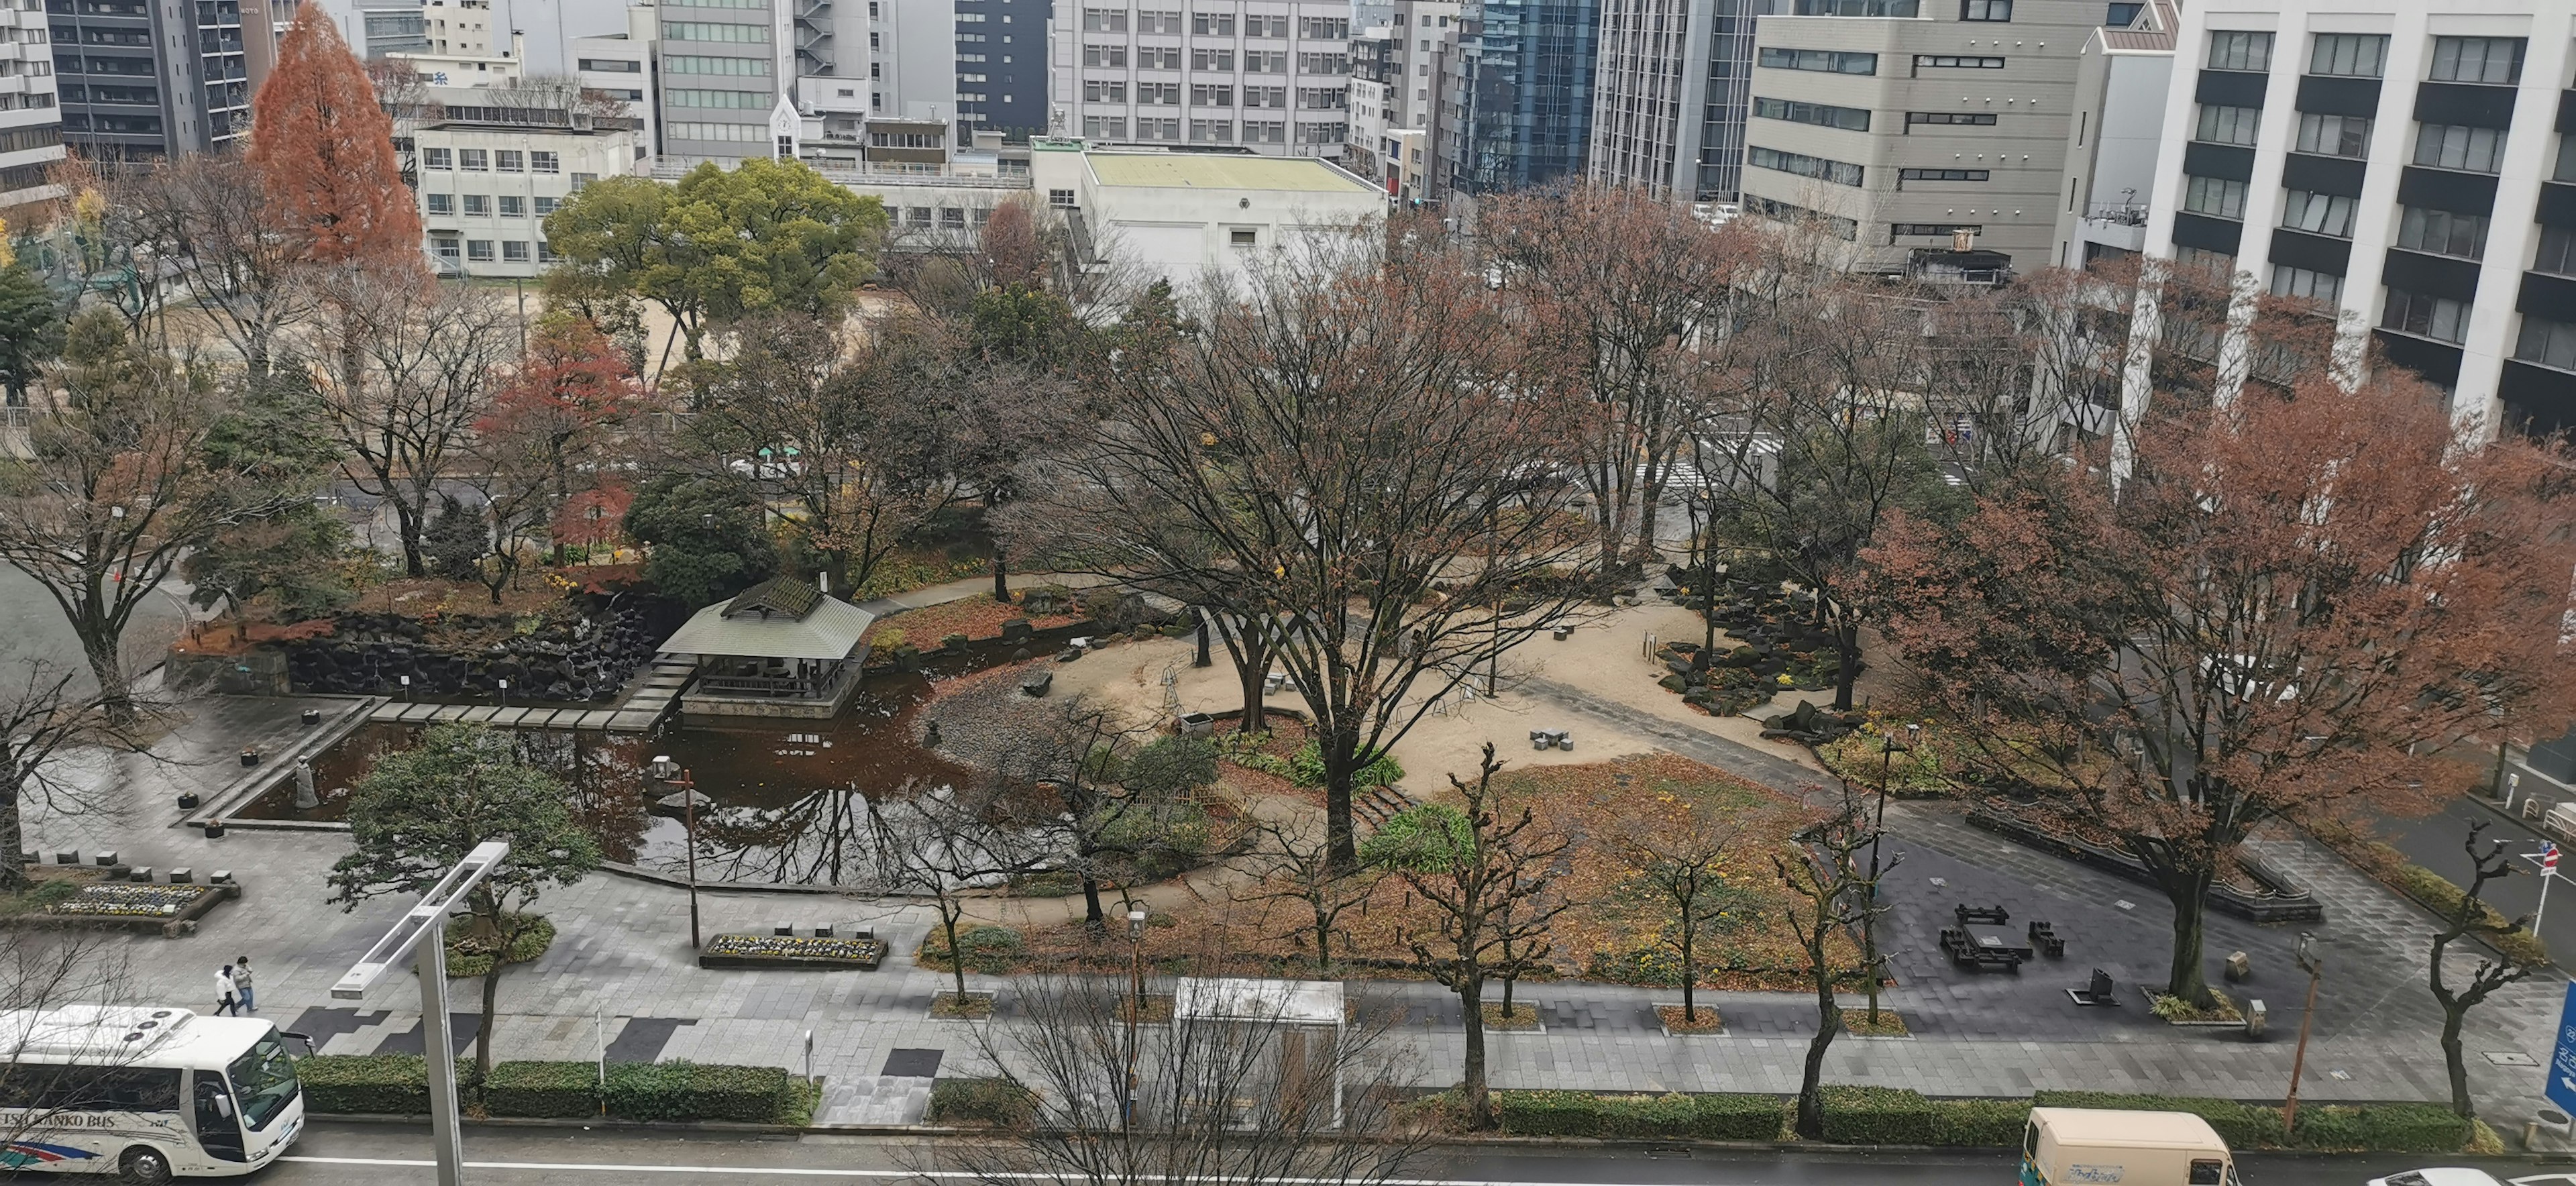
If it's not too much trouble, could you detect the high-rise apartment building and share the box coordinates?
[653,0,792,166]
[1441,0,1597,193]
[1736,0,2101,278]
[1586,0,1757,201]
[48,0,262,161]
[2132,1,2576,436]
[1344,0,1455,193]
[1,0,64,214]
[1049,0,1354,158]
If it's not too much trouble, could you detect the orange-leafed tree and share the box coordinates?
[1868,370,2576,1010]
[248,9,423,269]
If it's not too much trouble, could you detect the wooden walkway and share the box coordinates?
[366,655,692,733]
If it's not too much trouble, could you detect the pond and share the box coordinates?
[237,659,996,886]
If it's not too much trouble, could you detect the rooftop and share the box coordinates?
[1085,153,1377,195]
[659,579,877,661]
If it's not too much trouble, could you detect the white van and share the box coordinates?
[2022,1107,2240,1186]
[0,1006,305,1181]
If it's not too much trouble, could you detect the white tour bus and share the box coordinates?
[1,1006,305,1181]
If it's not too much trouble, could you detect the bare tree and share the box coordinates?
[0,936,147,1160]
[1363,744,1568,1129]
[2429,818,2544,1120]
[1773,782,1891,1140]
[0,651,131,892]
[117,152,315,379]
[1239,814,1381,975]
[924,967,1426,1186]
[868,778,1059,1007]
[1615,802,1743,1026]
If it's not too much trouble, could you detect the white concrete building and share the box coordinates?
[574,7,657,153]
[2129,0,2576,436]
[2051,0,2175,270]
[1029,139,1383,288]
[1049,0,1355,159]
[0,0,63,215]
[392,29,526,85]
[415,115,641,276]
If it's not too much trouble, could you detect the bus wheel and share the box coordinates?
[118,1146,174,1185]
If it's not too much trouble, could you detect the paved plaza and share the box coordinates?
[19,682,2572,1131]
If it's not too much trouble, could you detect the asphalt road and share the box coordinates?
[2387,798,2576,959]
[235,1121,2544,1185]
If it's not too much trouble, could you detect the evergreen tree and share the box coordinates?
[0,260,62,403]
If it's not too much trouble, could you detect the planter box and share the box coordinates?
[697,933,886,971]
[1,881,240,938]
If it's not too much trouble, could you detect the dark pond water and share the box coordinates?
[237,657,996,885]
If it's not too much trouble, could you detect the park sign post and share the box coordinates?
[2549,981,2576,1118]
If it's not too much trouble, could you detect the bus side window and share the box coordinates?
[105,1067,184,1112]
[2188,1160,2224,1185]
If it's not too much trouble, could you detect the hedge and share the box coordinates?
[2032,1091,2277,1148]
[299,1055,429,1116]
[1926,1097,2031,1147]
[1818,1086,1936,1145]
[604,1060,802,1124]
[928,1077,1039,1127]
[1492,1091,1784,1140]
[2394,863,2549,967]
[483,1061,600,1119]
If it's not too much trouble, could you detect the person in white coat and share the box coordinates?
[213,965,239,1016]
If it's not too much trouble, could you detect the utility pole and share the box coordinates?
[2283,931,2322,1137]
[1124,907,1146,1132]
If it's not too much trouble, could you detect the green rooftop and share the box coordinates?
[1085,153,1377,194]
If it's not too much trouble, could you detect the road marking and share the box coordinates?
[281,1156,1670,1185]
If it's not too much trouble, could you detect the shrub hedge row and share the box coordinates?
[297,1056,811,1125]
[1487,1087,2473,1151]
[927,1077,1040,1127]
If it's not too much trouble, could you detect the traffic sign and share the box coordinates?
[2548,982,2576,1117]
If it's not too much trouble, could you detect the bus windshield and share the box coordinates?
[227,1032,299,1132]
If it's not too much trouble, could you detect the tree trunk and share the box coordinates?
[2163,869,2215,1006]
[1458,973,1491,1128]
[1680,925,1697,1023]
[1311,906,1332,975]
[1831,619,1861,712]
[1238,653,1267,732]
[1324,758,1356,872]
[2440,1004,2473,1118]
[1796,985,1840,1138]
[1080,870,1106,930]
[991,555,1010,602]
[394,499,427,578]
[941,908,970,1002]
[80,623,136,730]
[1635,480,1664,563]
[476,958,501,1081]
[0,790,25,892]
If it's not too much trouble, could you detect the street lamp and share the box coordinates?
[650,755,702,949]
[1863,724,1909,1026]
[2283,931,2323,1136]
[1124,907,1146,1132]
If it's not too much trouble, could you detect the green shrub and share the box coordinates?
[1289,741,1402,790]
[603,1061,799,1124]
[445,914,555,978]
[1818,1085,1936,1144]
[2396,863,2548,966]
[483,1061,599,1119]
[299,1055,429,1115]
[2296,1103,2468,1153]
[929,1077,1038,1126]
[1492,1091,1784,1140]
[2031,1091,2277,1148]
[1925,1099,2028,1146]
[1493,1090,1606,1136]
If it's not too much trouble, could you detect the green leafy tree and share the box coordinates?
[545,160,888,364]
[965,282,1079,369]
[0,259,63,402]
[423,495,490,582]
[186,372,353,621]
[327,722,602,1081]
[622,472,777,606]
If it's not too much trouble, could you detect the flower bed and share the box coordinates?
[48,883,215,917]
[1,879,239,938]
[698,933,887,971]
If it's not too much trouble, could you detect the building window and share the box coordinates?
[1191,12,1233,34]
[2534,225,2576,277]
[940,208,965,228]
[1080,7,1126,30]
[1790,0,1918,14]
[431,234,462,262]
[1191,119,1233,142]
[1047,187,1075,207]
[1082,44,1126,67]
[502,240,529,262]
[1914,54,2004,70]
[1961,0,2009,19]
[2104,1,2142,25]
[2183,175,2247,219]
[459,148,488,170]
[538,242,560,264]
[573,172,598,190]
[1757,47,1876,74]
[2515,315,2576,370]
[1191,48,1232,70]
[1906,111,1996,129]
[425,192,453,214]
[2414,123,2508,174]
[1748,145,1864,186]
[498,195,525,216]
[1138,117,1181,140]
[2557,136,2576,182]
[665,54,771,74]
[1230,228,1257,247]
[1753,96,1869,131]
[2194,104,2260,146]
[1899,167,1988,182]
[2428,36,2522,85]
[2269,264,2342,304]
[1083,116,1126,138]
[2394,207,2489,260]
[1083,80,1126,102]
[1243,120,1285,143]
[661,19,769,41]
[462,194,490,215]
[2206,31,2271,72]
[2277,190,2355,237]
[423,146,452,168]
[2175,246,2235,275]
[2293,112,2369,158]
[495,149,523,171]
[466,239,495,262]
[1744,195,1858,240]
[531,150,559,172]
[2307,32,2385,78]
[534,196,559,215]
[1890,222,1982,237]
[2383,288,2470,343]
[670,89,773,108]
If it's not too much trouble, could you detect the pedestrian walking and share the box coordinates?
[233,956,256,1012]
[213,965,238,1016]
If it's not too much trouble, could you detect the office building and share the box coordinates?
[1033,140,1383,285]
[1048,0,1354,159]
[415,109,638,276]
[1736,0,2102,279]
[1442,0,1598,193]
[652,0,794,167]
[1,0,63,214]
[355,3,429,55]
[47,0,264,161]
[574,6,655,152]
[2131,1,2576,436]
[1586,0,1758,202]
[1344,0,1456,193]
[2050,0,2174,268]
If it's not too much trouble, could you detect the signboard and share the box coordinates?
[2548,981,2576,1116]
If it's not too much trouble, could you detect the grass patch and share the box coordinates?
[1656,1004,1725,1033]
[2149,991,2242,1023]
[1840,1008,1909,1036]
[1480,1002,1543,1031]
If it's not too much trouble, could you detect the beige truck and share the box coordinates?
[2021,1108,2239,1186]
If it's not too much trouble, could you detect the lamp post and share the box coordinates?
[1124,906,1146,1132]
[650,755,702,949]
[2283,931,2322,1136]
[1863,723,1911,1026]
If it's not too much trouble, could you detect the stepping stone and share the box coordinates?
[168,868,193,883]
